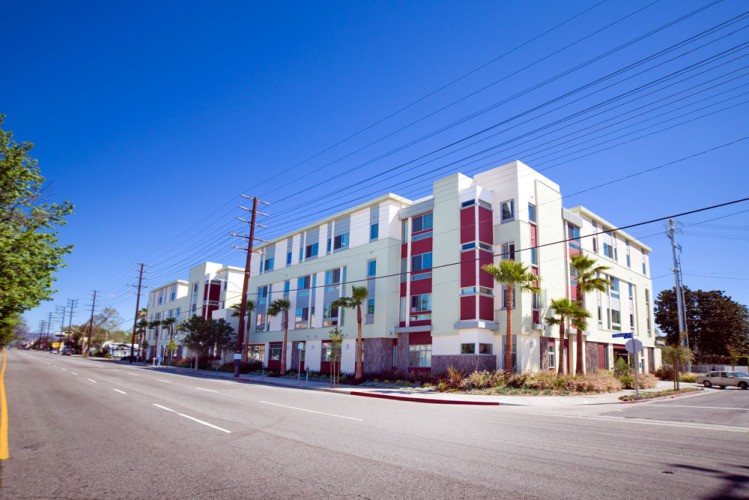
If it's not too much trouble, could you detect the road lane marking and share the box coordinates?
[1,350,9,460]
[195,387,218,393]
[71,372,79,376]
[258,401,363,421]
[87,379,98,384]
[152,404,231,433]
[61,368,67,371]
[650,404,749,411]
[155,379,173,384]
[113,389,127,395]
[126,373,139,376]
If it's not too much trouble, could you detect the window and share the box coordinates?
[603,242,614,259]
[611,309,621,331]
[297,276,311,290]
[286,251,292,265]
[548,344,556,369]
[367,298,375,315]
[333,233,349,250]
[568,224,580,250]
[500,200,514,222]
[501,242,515,261]
[305,243,318,259]
[400,258,407,283]
[174,308,180,319]
[479,343,493,354]
[170,286,176,301]
[478,199,492,210]
[411,294,432,312]
[370,223,379,241]
[642,256,647,275]
[531,247,538,265]
[461,242,476,251]
[263,258,274,272]
[412,212,433,233]
[411,252,432,272]
[461,343,475,354]
[628,283,634,299]
[610,277,620,300]
[528,203,537,223]
[625,241,631,268]
[269,345,282,361]
[367,260,376,277]
[295,307,310,328]
[409,344,432,367]
[401,220,408,244]
[461,199,475,208]
[325,268,342,290]
[283,280,290,299]
[323,304,339,327]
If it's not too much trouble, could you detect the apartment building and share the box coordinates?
[244,160,660,375]
[145,161,659,374]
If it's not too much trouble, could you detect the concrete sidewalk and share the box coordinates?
[134,361,700,407]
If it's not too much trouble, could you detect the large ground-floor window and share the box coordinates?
[409,344,432,368]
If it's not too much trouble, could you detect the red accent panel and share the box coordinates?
[461,250,476,288]
[209,283,221,301]
[411,238,432,255]
[460,208,475,243]
[479,295,494,321]
[400,282,407,297]
[410,319,431,328]
[598,343,606,370]
[401,244,408,259]
[570,283,578,299]
[532,309,540,324]
[479,250,494,288]
[320,361,331,374]
[530,224,537,246]
[410,277,432,295]
[460,295,476,320]
[478,207,493,243]
[569,245,581,256]
[409,331,432,345]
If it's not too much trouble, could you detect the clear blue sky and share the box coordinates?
[3,0,748,334]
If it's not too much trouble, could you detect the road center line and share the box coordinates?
[71,372,79,376]
[87,379,98,384]
[113,389,127,395]
[650,404,749,411]
[155,379,172,384]
[153,404,230,433]
[195,387,218,393]
[258,401,363,421]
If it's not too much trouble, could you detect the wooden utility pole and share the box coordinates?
[129,263,145,360]
[85,291,97,357]
[231,195,269,377]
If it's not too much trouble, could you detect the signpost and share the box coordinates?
[625,338,644,398]
[612,332,633,339]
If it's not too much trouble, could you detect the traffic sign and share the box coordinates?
[612,332,632,339]
[625,339,643,354]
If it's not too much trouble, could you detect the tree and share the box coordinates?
[545,298,590,375]
[267,299,291,376]
[481,260,540,373]
[148,320,162,360]
[332,286,368,381]
[0,116,74,344]
[661,343,693,390]
[230,300,254,360]
[178,316,236,370]
[570,254,611,374]
[162,317,177,363]
[328,327,345,385]
[655,287,749,360]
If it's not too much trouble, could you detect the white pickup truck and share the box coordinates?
[696,371,749,389]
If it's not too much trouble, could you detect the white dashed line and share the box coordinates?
[71,372,79,376]
[155,379,173,384]
[61,368,67,371]
[195,387,218,393]
[258,401,363,421]
[152,404,231,433]
[87,379,98,384]
[113,389,127,395]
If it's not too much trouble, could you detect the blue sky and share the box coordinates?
[3,0,748,333]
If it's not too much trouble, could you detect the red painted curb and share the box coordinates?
[349,391,501,406]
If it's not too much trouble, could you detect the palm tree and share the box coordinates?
[332,286,368,381]
[570,254,611,374]
[231,299,255,362]
[162,317,177,364]
[545,298,590,375]
[267,299,291,376]
[481,260,540,373]
[148,320,162,361]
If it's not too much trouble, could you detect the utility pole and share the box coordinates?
[230,195,269,377]
[130,263,146,361]
[46,311,54,350]
[85,291,98,358]
[38,320,45,349]
[55,305,66,352]
[66,298,79,351]
[666,218,690,380]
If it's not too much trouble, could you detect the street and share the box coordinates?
[2,350,748,499]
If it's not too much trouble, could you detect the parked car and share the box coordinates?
[696,371,749,389]
[61,348,72,356]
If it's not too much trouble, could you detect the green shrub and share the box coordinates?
[440,367,465,390]
[460,370,506,390]
[653,366,697,382]
[680,372,698,383]
[570,373,623,392]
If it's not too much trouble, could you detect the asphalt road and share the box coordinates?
[2,350,748,499]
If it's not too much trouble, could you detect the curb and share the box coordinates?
[619,389,705,404]
[348,390,502,406]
